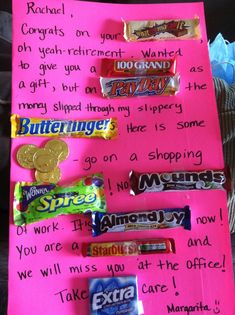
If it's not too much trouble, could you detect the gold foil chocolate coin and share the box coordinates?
[16,144,39,169]
[35,166,61,184]
[33,148,58,173]
[45,139,69,162]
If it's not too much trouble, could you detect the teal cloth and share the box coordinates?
[209,34,235,84]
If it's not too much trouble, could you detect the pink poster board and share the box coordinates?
[9,1,235,314]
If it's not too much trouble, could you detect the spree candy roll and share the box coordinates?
[83,238,175,257]
[13,173,106,226]
[11,114,117,139]
[124,17,201,41]
[129,169,227,195]
[100,74,180,98]
[92,206,191,236]
[100,58,177,77]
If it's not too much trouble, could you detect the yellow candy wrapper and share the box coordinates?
[11,114,118,140]
[124,17,201,42]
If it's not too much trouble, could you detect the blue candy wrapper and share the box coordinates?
[209,33,235,84]
[92,206,191,237]
[89,276,139,315]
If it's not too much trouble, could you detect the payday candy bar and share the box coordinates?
[130,170,227,195]
[101,58,176,77]
[92,206,191,236]
[100,74,179,98]
[124,17,201,41]
[11,114,117,139]
[83,238,175,257]
[89,276,140,315]
[13,173,106,226]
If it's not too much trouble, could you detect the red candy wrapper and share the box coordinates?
[83,238,175,257]
[101,58,177,77]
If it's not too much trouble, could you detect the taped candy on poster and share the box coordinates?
[92,206,191,236]
[13,173,106,226]
[16,139,70,184]
[89,276,140,315]
[124,17,201,41]
[11,114,117,139]
[100,58,177,77]
[129,169,228,195]
[100,74,180,98]
[83,238,175,257]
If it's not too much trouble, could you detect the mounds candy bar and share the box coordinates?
[89,276,140,315]
[124,17,201,41]
[11,114,117,139]
[13,173,106,226]
[92,206,191,237]
[83,238,175,257]
[129,170,228,195]
[100,74,179,98]
[100,58,176,77]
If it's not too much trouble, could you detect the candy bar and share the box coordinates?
[89,276,140,315]
[100,74,179,98]
[129,170,227,195]
[83,238,175,257]
[11,114,117,139]
[101,58,176,77]
[92,206,191,236]
[124,17,201,41]
[13,173,106,226]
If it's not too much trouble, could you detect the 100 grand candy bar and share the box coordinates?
[101,58,177,77]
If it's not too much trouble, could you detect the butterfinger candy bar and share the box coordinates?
[100,74,179,98]
[101,58,176,77]
[83,238,175,257]
[124,17,201,41]
[11,114,117,139]
[130,170,227,195]
[13,173,106,226]
[92,206,191,236]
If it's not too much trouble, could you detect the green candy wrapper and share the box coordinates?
[13,173,106,226]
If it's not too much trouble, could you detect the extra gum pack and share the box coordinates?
[89,276,141,315]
